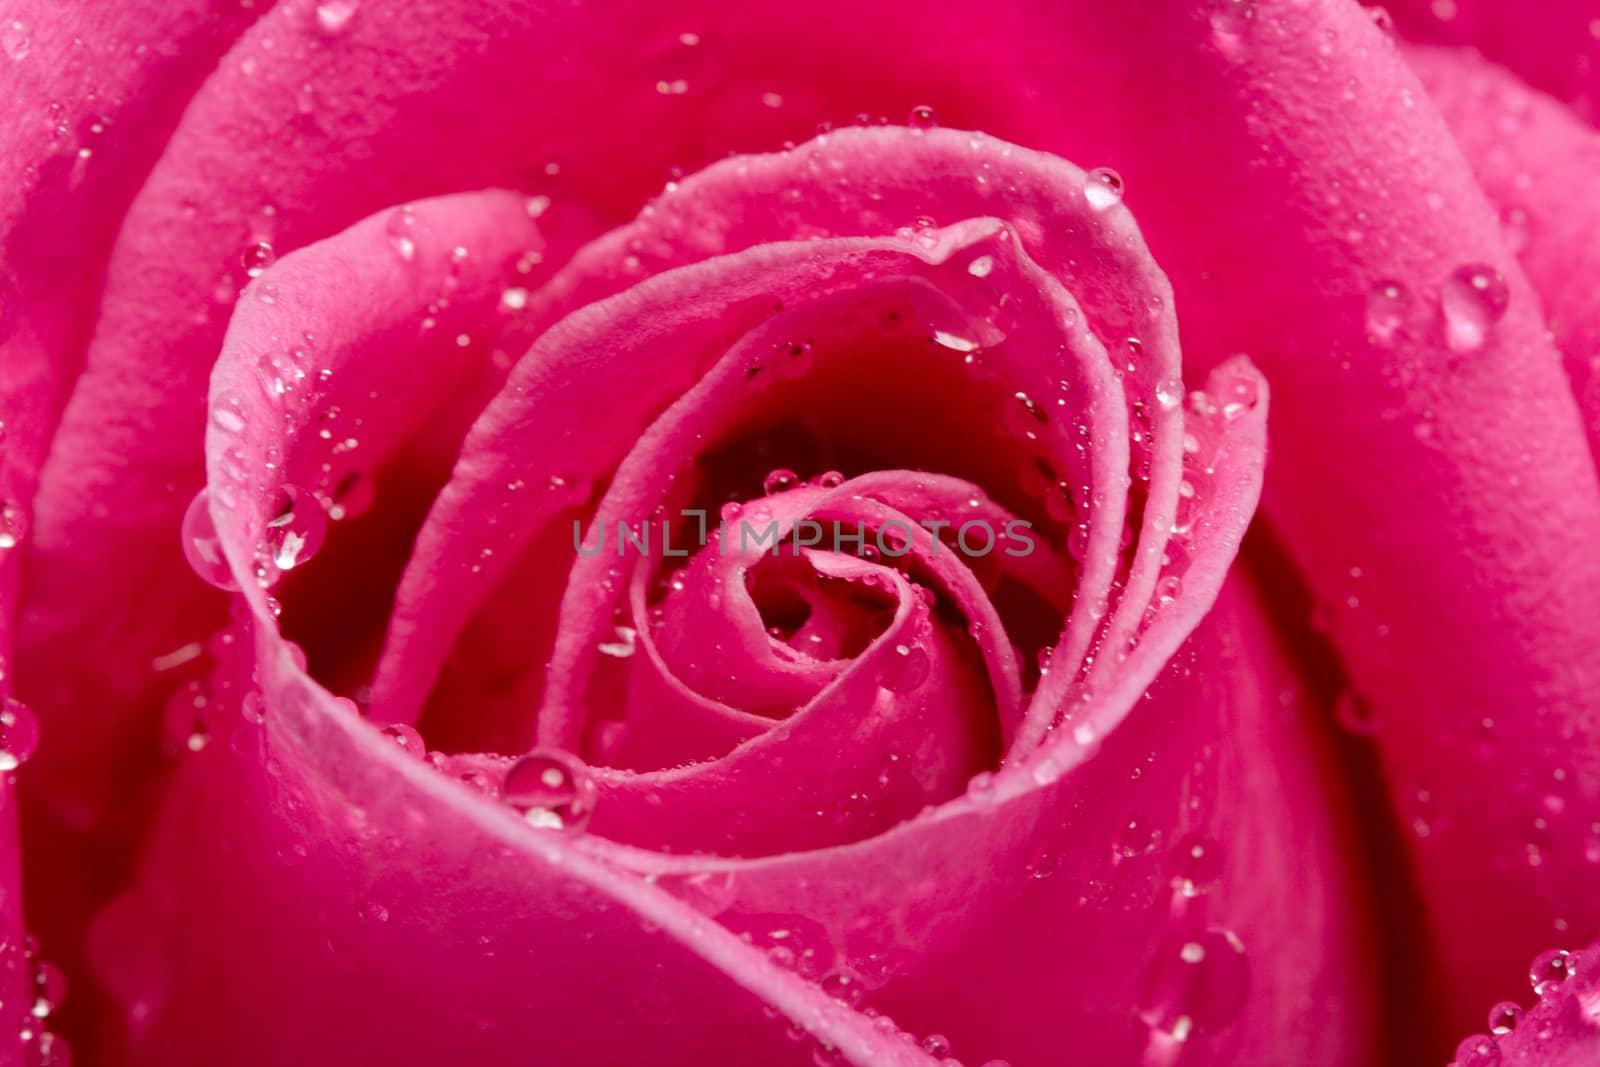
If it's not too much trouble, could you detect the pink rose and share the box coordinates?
[1,2,1597,1065]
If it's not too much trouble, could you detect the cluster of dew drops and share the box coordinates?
[1447,946,1597,1067]
[0,694,65,1065]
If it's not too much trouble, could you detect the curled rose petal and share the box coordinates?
[76,115,1385,1065]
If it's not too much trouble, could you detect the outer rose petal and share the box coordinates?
[1402,44,1600,461]
[1001,0,1600,1042]
[1387,0,1600,123]
[0,1,269,1048]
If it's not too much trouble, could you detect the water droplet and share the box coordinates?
[181,490,240,591]
[1529,948,1574,996]
[908,104,937,129]
[919,1034,952,1057]
[967,254,994,278]
[504,750,597,831]
[0,698,39,772]
[1155,377,1184,410]
[877,643,930,692]
[31,960,66,1018]
[1084,167,1124,211]
[764,468,800,495]
[211,406,246,433]
[381,722,425,758]
[1156,575,1184,604]
[1486,1001,1522,1035]
[2,19,32,61]
[263,485,328,571]
[815,471,846,489]
[314,0,359,34]
[241,242,276,279]
[1138,927,1250,1041]
[597,625,637,658]
[0,499,22,549]
[1453,1034,1502,1067]
[1366,5,1395,35]
[385,207,417,261]
[819,972,863,1007]
[1364,279,1409,347]
[932,329,979,353]
[1441,264,1510,353]
[1170,832,1223,897]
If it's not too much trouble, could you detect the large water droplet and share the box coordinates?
[504,750,597,831]
[877,643,930,693]
[1084,167,1124,211]
[908,104,938,129]
[241,241,276,279]
[1441,264,1510,353]
[181,490,240,591]
[1486,1001,1522,1035]
[0,698,40,772]
[1364,279,1409,347]
[1138,927,1250,1042]
[1529,948,1574,997]
[263,486,328,572]
[764,468,800,495]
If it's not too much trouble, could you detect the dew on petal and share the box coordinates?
[504,750,597,832]
[1441,264,1509,353]
[1529,948,1574,997]
[385,207,417,261]
[31,960,66,1018]
[1364,279,1409,347]
[0,698,40,772]
[597,625,638,658]
[263,485,328,571]
[381,722,425,758]
[241,241,276,279]
[1170,832,1223,897]
[181,490,241,591]
[908,104,937,129]
[0,498,24,552]
[1084,167,1124,211]
[1138,927,1250,1041]
[1486,1001,1522,1035]
[877,643,930,693]
[1453,1034,1501,1067]
[763,468,800,495]
[1155,377,1184,410]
